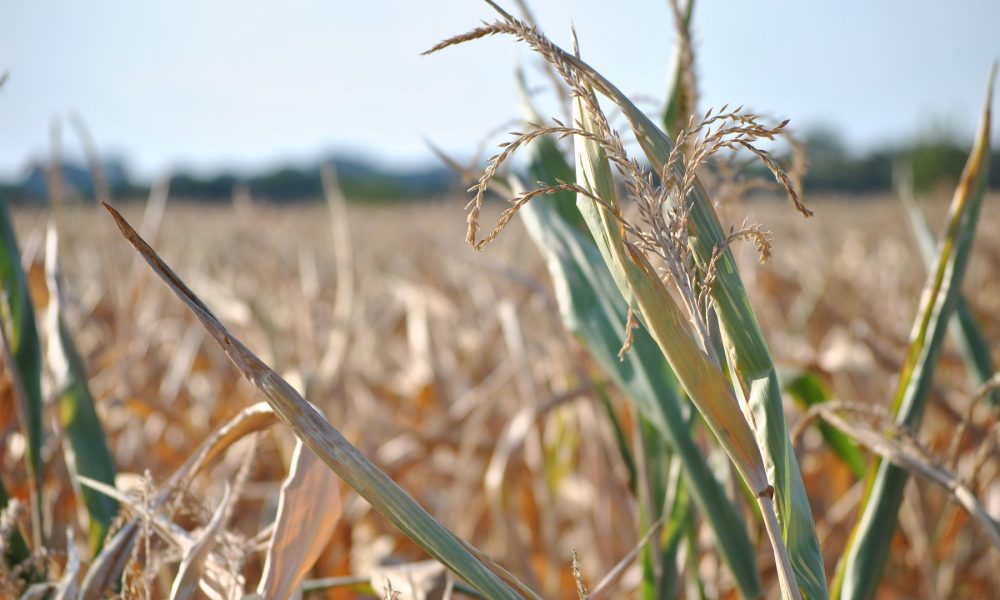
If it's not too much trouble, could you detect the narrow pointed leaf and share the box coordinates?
[45,226,118,556]
[100,201,534,600]
[662,0,695,136]
[898,172,998,405]
[833,71,993,600]
[257,440,341,599]
[0,197,45,547]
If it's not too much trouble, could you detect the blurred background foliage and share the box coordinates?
[1,131,997,204]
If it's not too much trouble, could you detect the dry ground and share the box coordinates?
[4,192,999,598]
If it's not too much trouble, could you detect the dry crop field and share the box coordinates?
[2,2,1000,599]
[1,191,999,599]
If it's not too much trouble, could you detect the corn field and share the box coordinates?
[1,1,999,599]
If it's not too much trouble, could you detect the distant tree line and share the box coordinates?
[791,126,994,196]
[1,131,997,204]
[168,158,459,202]
[0,156,461,204]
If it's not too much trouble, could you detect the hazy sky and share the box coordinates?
[1,1,998,179]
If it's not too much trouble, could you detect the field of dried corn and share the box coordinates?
[1,191,998,599]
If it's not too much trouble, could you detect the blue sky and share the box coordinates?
[1,1,998,179]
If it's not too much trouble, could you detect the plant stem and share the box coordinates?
[759,492,802,600]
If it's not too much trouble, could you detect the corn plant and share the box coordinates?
[0,199,46,554]
[830,68,994,600]
[426,3,826,598]
[427,2,997,599]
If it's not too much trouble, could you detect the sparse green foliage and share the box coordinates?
[45,228,119,556]
[0,197,45,551]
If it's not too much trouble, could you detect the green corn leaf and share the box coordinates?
[519,147,762,595]
[637,423,694,600]
[832,70,993,600]
[45,227,119,556]
[429,11,815,595]
[572,92,769,492]
[516,68,590,236]
[567,86,808,595]
[657,463,695,600]
[897,168,998,405]
[595,383,638,494]
[682,514,709,600]
[101,202,536,600]
[784,371,866,478]
[0,196,45,548]
[636,416,676,600]
[526,133,589,233]
[558,55,827,599]
[663,0,695,137]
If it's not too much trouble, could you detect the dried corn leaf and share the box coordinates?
[169,485,231,600]
[101,201,535,600]
[79,402,277,597]
[257,440,341,599]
